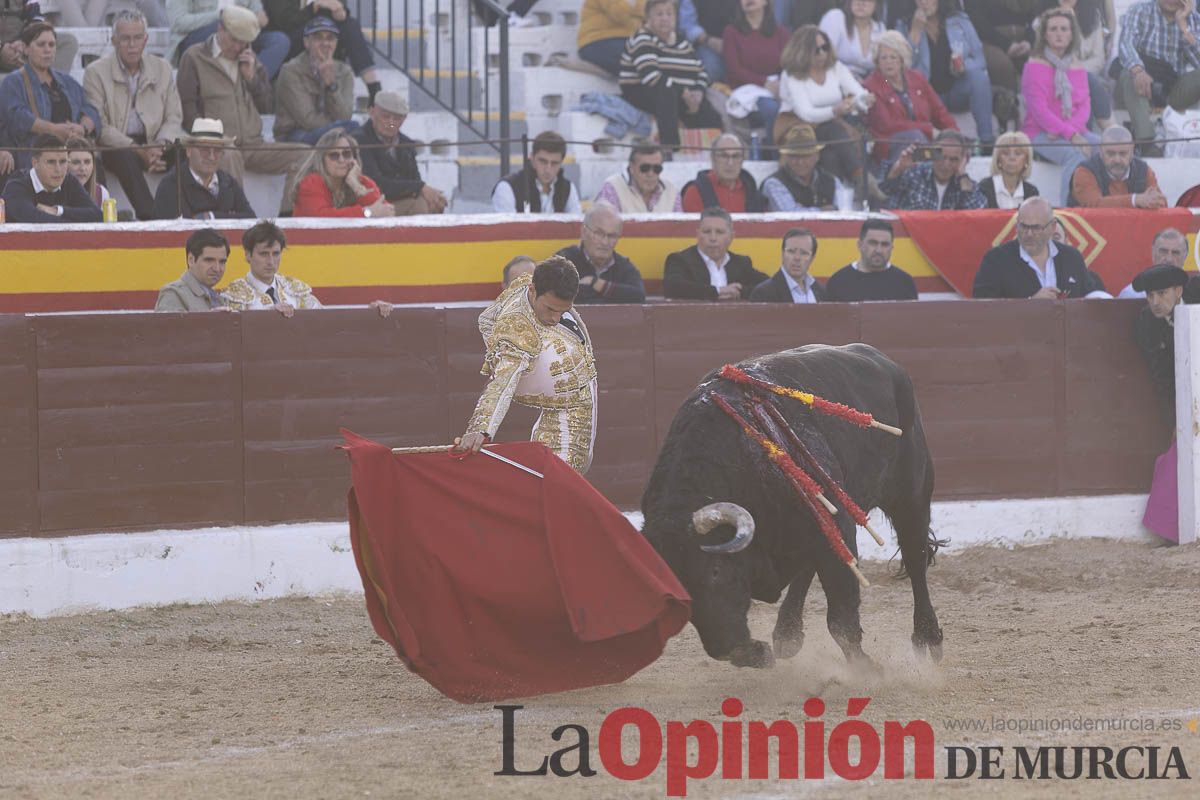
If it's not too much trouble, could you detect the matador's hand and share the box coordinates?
[452,432,488,455]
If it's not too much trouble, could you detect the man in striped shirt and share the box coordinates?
[1117,0,1200,152]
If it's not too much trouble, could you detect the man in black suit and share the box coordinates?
[1,133,101,223]
[663,207,767,301]
[153,118,256,220]
[973,197,1089,299]
[750,227,827,303]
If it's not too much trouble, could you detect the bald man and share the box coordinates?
[1068,125,1166,208]
[973,197,1091,299]
[554,203,647,304]
[681,133,765,213]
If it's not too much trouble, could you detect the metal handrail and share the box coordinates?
[355,0,512,177]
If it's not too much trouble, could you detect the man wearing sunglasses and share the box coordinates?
[972,196,1089,299]
[153,117,256,219]
[594,139,683,214]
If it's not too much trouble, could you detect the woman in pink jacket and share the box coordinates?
[1021,7,1097,205]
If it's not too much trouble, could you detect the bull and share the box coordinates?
[641,343,943,669]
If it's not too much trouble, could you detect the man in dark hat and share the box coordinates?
[1132,263,1192,425]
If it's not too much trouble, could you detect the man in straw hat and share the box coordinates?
[153,117,255,219]
[761,125,837,212]
[453,256,599,474]
[177,4,306,214]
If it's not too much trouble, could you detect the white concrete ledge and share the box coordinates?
[0,494,1161,618]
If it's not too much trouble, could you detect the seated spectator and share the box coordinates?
[664,207,768,300]
[274,16,357,145]
[65,137,108,207]
[1067,125,1167,208]
[263,0,383,102]
[826,219,918,301]
[0,22,100,170]
[1035,0,1114,131]
[222,219,393,316]
[750,226,827,302]
[973,197,1089,299]
[819,0,886,80]
[881,129,985,210]
[178,6,307,215]
[761,124,837,211]
[293,127,395,218]
[168,0,290,80]
[154,118,256,220]
[980,130,1040,209]
[492,130,582,214]
[681,133,765,213]
[578,0,646,77]
[862,30,957,169]
[618,0,722,153]
[681,0,735,83]
[354,92,448,215]
[1132,262,1193,424]
[555,203,647,304]
[722,0,790,145]
[898,0,994,145]
[1118,227,1189,298]
[502,255,537,290]
[1116,0,1200,156]
[777,24,872,186]
[83,9,183,221]
[155,228,230,312]
[963,0,1037,95]
[1023,7,1099,205]
[1,133,102,222]
[595,139,682,213]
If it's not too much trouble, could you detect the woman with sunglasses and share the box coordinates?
[292,127,396,218]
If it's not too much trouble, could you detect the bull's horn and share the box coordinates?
[692,502,755,554]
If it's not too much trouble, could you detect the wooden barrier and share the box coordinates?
[0,300,1168,538]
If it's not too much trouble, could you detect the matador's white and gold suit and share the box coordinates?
[465,274,598,473]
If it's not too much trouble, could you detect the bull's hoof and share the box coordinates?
[772,630,804,659]
[729,640,775,669]
[912,627,944,662]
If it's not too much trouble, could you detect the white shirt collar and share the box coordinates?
[852,260,891,273]
[698,249,730,288]
[781,269,817,303]
[30,168,49,194]
[992,175,1025,209]
[190,167,219,194]
[1018,240,1059,287]
[245,271,276,294]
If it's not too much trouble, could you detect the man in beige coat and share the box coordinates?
[155,228,232,312]
[273,15,356,144]
[177,5,305,213]
[83,9,184,220]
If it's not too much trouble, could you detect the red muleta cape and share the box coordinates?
[340,430,691,702]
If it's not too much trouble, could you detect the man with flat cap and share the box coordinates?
[1132,264,1193,426]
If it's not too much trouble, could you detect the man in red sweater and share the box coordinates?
[681,133,765,212]
[1068,125,1167,208]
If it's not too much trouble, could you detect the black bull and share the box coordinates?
[641,344,943,669]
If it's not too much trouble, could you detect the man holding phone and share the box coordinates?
[972,197,1090,299]
[879,130,986,210]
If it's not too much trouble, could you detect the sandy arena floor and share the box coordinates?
[2,537,1199,799]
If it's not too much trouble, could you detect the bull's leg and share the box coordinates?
[889,497,943,662]
[815,521,876,670]
[773,564,816,659]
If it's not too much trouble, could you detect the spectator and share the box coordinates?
[963,0,1038,94]
[167,0,290,80]
[155,227,230,312]
[826,219,919,301]
[293,127,395,218]
[896,0,994,146]
[154,118,255,220]
[83,9,182,221]
[881,129,985,210]
[353,92,446,215]
[751,226,827,302]
[1067,125,1167,208]
[177,6,306,214]
[1131,263,1192,424]
[555,203,647,304]
[820,0,886,80]
[502,255,537,290]
[273,15,357,144]
[618,0,722,152]
[1,133,101,222]
[680,0,735,83]
[65,137,107,207]
[1036,0,1115,131]
[862,30,958,169]
[1116,0,1200,156]
[973,196,1090,298]
[1118,227,1189,298]
[0,22,100,170]
[578,0,646,76]
[777,24,872,187]
[681,133,765,212]
[1,2,78,74]
[761,124,837,211]
[492,130,582,214]
[663,207,768,300]
[1023,7,1099,205]
[595,139,682,212]
[980,131,1040,208]
[723,0,790,145]
[222,219,393,316]
[262,0,383,102]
